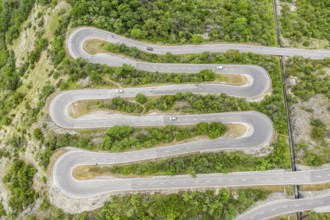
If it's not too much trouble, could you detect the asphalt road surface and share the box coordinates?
[69,27,330,59]
[53,149,330,199]
[49,27,330,219]
[236,193,330,220]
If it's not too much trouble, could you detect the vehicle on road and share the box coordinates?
[216,65,223,70]
[147,47,154,51]
[169,116,177,121]
[116,89,124,93]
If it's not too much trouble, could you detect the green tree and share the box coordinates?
[135,93,148,104]
[191,34,202,44]
[130,28,144,39]
[33,128,43,140]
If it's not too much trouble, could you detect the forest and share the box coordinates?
[69,0,276,45]
[97,189,269,219]
[2,160,37,216]
[38,122,226,168]
[280,0,330,45]
[286,57,330,101]
[110,140,286,176]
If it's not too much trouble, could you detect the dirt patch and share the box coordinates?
[67,100,93,118]
[73,165,113,180]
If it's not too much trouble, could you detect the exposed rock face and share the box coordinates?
[290,94,330,146]
[286,76,298,87]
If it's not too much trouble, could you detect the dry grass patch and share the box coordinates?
[67,100,94,118]
[73,165,113,180]
[224,123,246,137]
[215,74,248,86]
[83,39,109,55]
[300,182,330,191]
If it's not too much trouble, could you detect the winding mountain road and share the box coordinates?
[69,27,330,59]
[49,27,330,219]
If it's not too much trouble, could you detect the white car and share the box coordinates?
[169,116,177,121]
[116,89,124,93]
[216,65,224,70]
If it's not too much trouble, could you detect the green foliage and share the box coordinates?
[0,91,25,126]
[305,153,324,167]
[135,93,147,104]
[38,133,94,168]
[28,37,48,65]
[0,3,8,68]
[0,202,5,217]
[0,33,8,69]
[310,119,327,141]
[308,212,330,220]
[286,57,330,100]
[207,122,227,139]
[3,160,38,214]
[280,0,330,43]
[70,0,276,45]
[0,51,21,91]
[49,12,70,65]
[33,128,43,140]
[111,64,216,85]
[111,97,143,113]
[295,141,330,167]
[111,136,288,176]
[0,149,9,158]
[2,0,36,43]
[18,85,55,128]
[97,189,269,219]
[197,69,215,81]
[102,123,226,152]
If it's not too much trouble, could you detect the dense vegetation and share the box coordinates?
[0,1,54,128]
[0,203,5,217]
[2,0,36,44]
[97,189,269,219]
[286,57,330,101]
[308,212,330,220]
[280,0,330,46]
[38,122,226,168]
[49,7,70,65]
[111,141,285,176]
[2,160,37,214]
[69,0,276,45]
[56,59,217,89]
[103,123,227,151]
[25,189,268,220]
